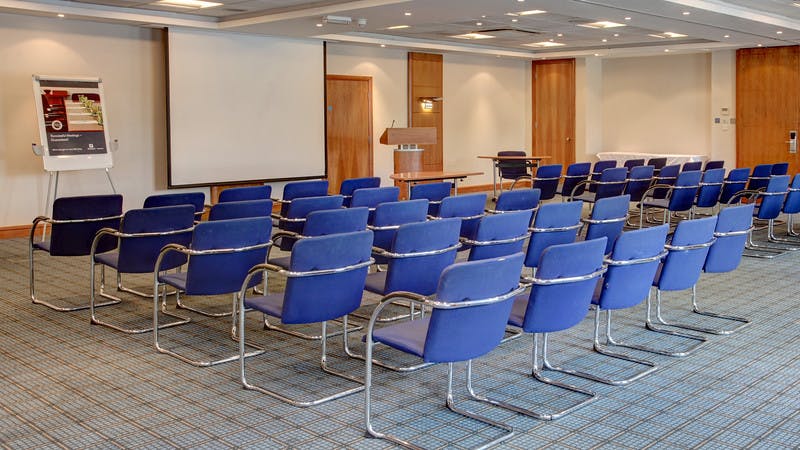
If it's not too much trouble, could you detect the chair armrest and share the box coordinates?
[569,179,593,201]
[726,189,760,205]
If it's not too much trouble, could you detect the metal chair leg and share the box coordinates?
[342,315,434,372]
[767,218,800,246]
[30,247,120,312]
[650,285,749,335]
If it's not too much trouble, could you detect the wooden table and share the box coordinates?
[477,155,551,200]
[390,170,483,198]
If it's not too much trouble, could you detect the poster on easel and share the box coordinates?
[32,75,114,172]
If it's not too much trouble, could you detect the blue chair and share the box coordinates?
[365,253,525,448]
[682,161,702,172]
[497,150,531,188]
[588,160,617,193]
[583,194,630,254]
[339,177,380,207]
[275,180,329,217]
[527,164,563,200]
[570,167,628,204]
[272,195,344,250]
[489,188,540,217]
[410,181,451,216]
[549,225,668,385]
[29,194,123,311]
[153,217,272,366]
[646,157,668,175]
[144,192,205,221]
[525,201,583,273]
[734,175,798,258]
[89,206,195,333]
[771,162,789,175]
[693,168,725,215]
[208,199,272,221]
[438,193,487,241]
[783,174,800,239]
[704,160,725,171]
[638,170,702,228]
[651,164,680,199]
[556,162,591,199]
[624,165,655,225]
[469,239,606,420]
[350,186,400,222]
[746,164,773,191]
[465,210,532,261]
[719,167,750,204]
[369,199,429,261]
[218,185,272,203]
[238,231,374,406]
[623,158,645,173]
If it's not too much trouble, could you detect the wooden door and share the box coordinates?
[409,52,444,172]
[326,75,373,194]
[737,46,800,174]
[532,59,576,166]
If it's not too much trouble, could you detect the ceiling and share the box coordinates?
[3,0,800,57]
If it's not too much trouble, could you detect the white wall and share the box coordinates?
[710,50,737,167]
[575,56,604,162]
[601,53,712,156]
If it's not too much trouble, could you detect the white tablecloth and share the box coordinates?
[595,152,707,167]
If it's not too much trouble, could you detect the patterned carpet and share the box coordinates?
[1,224,799,449]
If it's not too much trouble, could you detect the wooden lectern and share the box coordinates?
[380,127,437,174]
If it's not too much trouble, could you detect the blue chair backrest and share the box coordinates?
[623,159,645,172]
[655,216,717,291]
[116,205,195,273]
[340,177,381,207]
[695,168,725,208]
[371,199,429,254]
[589,160,617,192]
[747,164,773,191]
[559,162,591,197]
[383,218,461,296]
[521,238,607,333]
[647,157,668,170]
[596,224,668,310]
[218,185,271,203]
[280,231,373,324]
[280,180,329,216]
[497,151,529,180]
[704,204,754,274]
[423,253,524,363]
[772,162,789,175]
[525,200,582,268]
[439,193,487,240]
[720,167,750,204]
[653,164,680,199]
[351,186,400,222]
[184,217,271,296]
[143,192,205,219]
[682,161,702,172]
[585,194,630,254]
[594,167,628,200]
[666,170,702,212]
[533,164,563,200]
[410,182,451,216]
[209,199,273,221]
[624,165,655,202]
[495,189,540,215]
[704,160,724,171]
[303,207,369,237]
[468,210,532,261]
[756,175,790,220]
[783,174,800,215]
[279,195,344,234]
[49,194,123,256]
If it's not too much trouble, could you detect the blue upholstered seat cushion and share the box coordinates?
[370,317,430,358]
[243,293,285,318]
[364,271,387,295]
[33,240,51,252]
[94,252,120,269]
[159,272,187,290]
[507,296,529,328]
[268,255,291,270]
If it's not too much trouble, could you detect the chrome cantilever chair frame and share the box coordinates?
[153,241,272,367]
[729,185,798,258]
[90,226,194,333]
[638,183,699,228]
[238,258,374,407]
[785,181,800,239]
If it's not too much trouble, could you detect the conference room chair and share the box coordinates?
[704,160,725,171]
[638,170,702,228]
[646,157,668,176]
[274,180,329,217]
[339,176,380,207]
[771,162,789,176]
[692,168,725,216]
[208,199,273,221]
[469,239,606,420]
[636,216,717,357]
[349,186,400,222]
[365,253,524,448]
[549,225,668,386]
[497,150,531,190]
[719,167,751,204]
[29,194,123,312]
[588,160,617,193]
[153,217,272,366]
[556,162,591,200]
[623,165,655,225]
[783,174,800,239]
[464,210,532,261]
[731,175,798,258]
[89,206,195,333]
[143,192,206,221]
[489,188,540,217]
[346,218,461,368]
[272,195,344,250]
[583,194,630,255]
[524,201,583,276]
[622,158,645,173]
[569,167,628,205]
[682,161,703,172]
[409,181,451,216]
[238,231,373,406]
[218,184,272,203]
[437,193,487,241]
[368,199,429,263]
[746,164,774,191]
[526,164,563,200]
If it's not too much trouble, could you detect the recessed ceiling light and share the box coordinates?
[594,53,600,56]
[57,13,65,17]
[663,31,687,38]
[557,33,563,37]
[549,38,554,42]
[524,41,565,47]
[506,9,546,16]
[724,34,730,38]
[664,49,670,52]
[794,1,800,7]
[386,25,409,29]
[602,38,607,42]
[579,21,626,29]
[624,16,632,21]
[613,33,619,37]
[757,43,763,47]
[453,33,495,40]
[511,18,518,22]
[380,44,386,48]
[404,11,411,16]
[315,23,323,27]
[476,22,483,26]
[481,15,486,18]
[777,30,783,34]
[153,0,221,9]
[648,34,667,39]
[682,11,691,15]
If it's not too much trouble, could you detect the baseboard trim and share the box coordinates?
[0,224,40,240]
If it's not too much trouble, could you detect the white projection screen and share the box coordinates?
[167,28,325,187]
